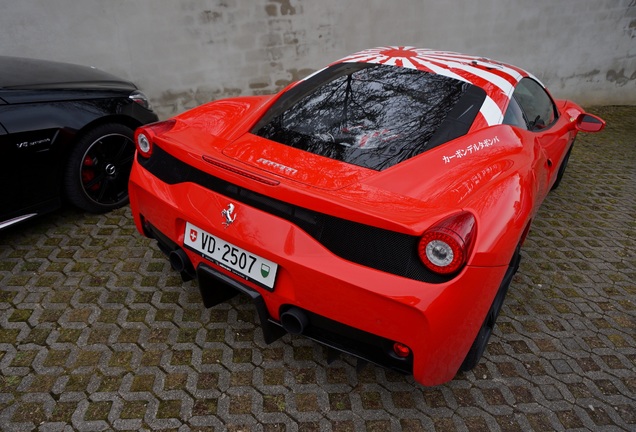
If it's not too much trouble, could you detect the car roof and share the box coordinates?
[333,46,537,127]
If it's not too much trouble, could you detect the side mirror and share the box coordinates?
[575,113,605,133]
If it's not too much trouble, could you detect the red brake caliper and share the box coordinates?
[82,156,100,191]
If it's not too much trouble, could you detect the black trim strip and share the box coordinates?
[139,147,450,284]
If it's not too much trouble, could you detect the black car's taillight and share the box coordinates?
[129,90,153,110]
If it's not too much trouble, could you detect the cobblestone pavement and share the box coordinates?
[1,106,634,431]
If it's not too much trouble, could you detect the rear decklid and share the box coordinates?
[222,133,377,190]
[235,62,486,188]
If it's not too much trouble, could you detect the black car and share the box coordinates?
[0,56,158,229]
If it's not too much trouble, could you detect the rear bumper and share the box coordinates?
[142,220,416,374]
[129,161,509,386]
[197,263,415,374]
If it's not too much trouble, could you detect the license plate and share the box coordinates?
[183,222,278,290]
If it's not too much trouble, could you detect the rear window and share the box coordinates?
[253,63,485,170]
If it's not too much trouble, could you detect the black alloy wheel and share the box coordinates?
[64,123,135,213]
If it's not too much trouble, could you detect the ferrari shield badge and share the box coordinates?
[221,203,236,228]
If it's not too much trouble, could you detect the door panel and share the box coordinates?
[0,105,62,220]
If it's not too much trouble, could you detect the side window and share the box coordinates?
[510,78,558,131]
[502,97,528,130]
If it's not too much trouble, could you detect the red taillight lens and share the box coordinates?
[418,212,476,275]
[134,119,176,158]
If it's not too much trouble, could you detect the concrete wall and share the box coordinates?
[1,0,634,119]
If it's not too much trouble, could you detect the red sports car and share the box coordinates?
[129,47,604,386]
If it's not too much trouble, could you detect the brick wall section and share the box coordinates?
[1,0,634,118]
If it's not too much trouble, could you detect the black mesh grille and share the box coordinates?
[139,146,450,284]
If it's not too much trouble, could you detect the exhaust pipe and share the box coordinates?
[169,248,194,281]
[169,248,189,272]
[280,307,309,335]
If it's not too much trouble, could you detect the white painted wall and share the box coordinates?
[1,0,634,118]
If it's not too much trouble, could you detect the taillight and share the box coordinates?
[134,119,176,158]
[136,132,151,156]
[418,212,476,275]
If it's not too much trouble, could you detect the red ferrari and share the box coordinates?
[129,47,604,386]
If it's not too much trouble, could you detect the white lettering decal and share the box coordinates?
[16,138,51,149]
[442,136,500,164]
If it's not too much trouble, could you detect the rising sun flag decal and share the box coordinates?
[336,46,533,128]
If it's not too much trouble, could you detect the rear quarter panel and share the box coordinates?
[365,125,538,266]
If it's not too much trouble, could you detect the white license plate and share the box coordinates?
[183,222,278,290]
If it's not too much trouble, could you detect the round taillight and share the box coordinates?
[426,239,456,267]
[393,342,411,358]
[418,212,476,275]
[419,231,464,274]
[134,119,176,159]
[136,133,152,157]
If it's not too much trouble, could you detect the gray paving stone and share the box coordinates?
[0,106,635,430]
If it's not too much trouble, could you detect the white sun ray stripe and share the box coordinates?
[402,58,418,69]
[423,52,472,60]
[379,56,418,69]
[498,65,525,82]
[380,56,400,67]
[410,58,472,84]
[424,58,515,96]
[426,54,524,82]
[342,54,376,63]
[480,96,504,126]
[422,52,478,62]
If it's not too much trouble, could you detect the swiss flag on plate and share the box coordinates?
[190,228,198,243]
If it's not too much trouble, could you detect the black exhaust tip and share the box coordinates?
[169,248,189,273]
[169,248,195,281]
[280,307,309,335]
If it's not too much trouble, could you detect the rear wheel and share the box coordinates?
[64,123,136,213]
[459,246,521,371]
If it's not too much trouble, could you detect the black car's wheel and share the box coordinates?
[64,123,136,213]
[459,246,522,372]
